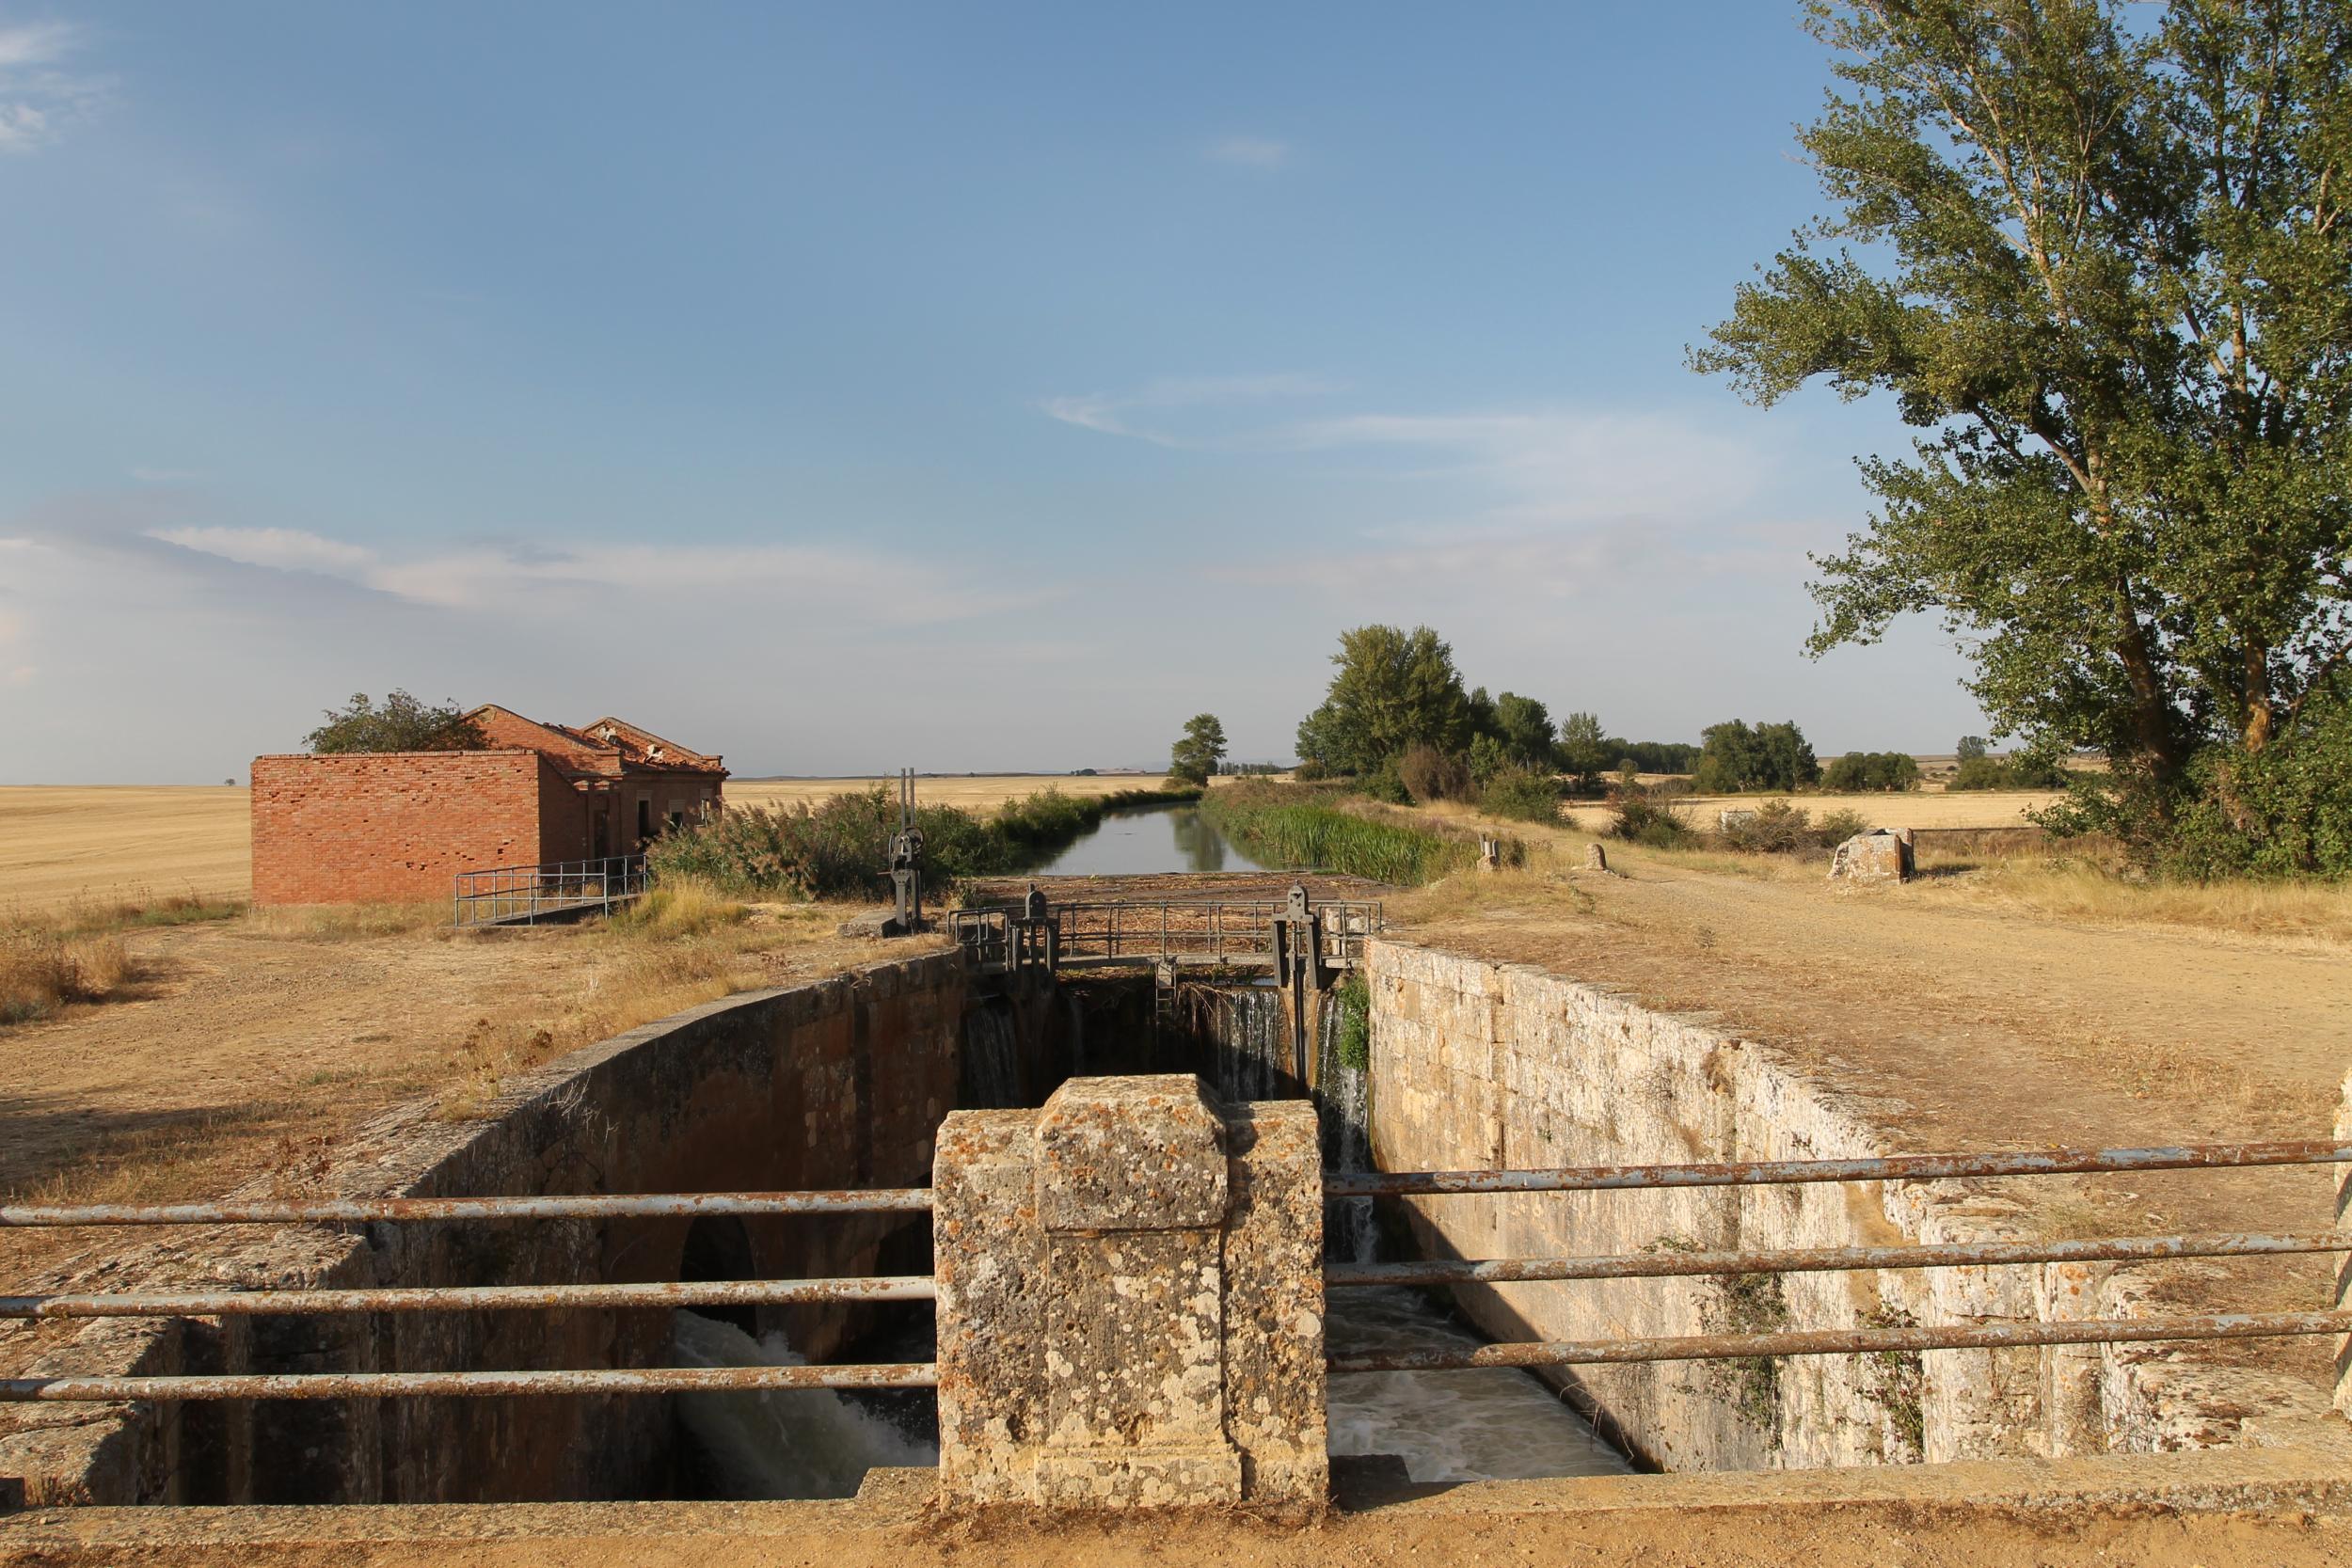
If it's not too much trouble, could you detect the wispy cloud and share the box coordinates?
[1209,135,1292,169]
[0,21,104,153]
[1041,372,1344,446]
[144,525,1041,626]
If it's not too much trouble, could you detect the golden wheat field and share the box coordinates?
[0,785,254,916]
[1560,788,2065,835]
[725,773,1182,813]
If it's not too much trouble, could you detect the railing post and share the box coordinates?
[932,1075,1327,1509]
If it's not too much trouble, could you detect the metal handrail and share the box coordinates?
[1327,1310,2352,1374]
[4,1365,939,1402]
[1325,1139,2352,1198]
[1326,1230,2348,1287]
[0,1188,935,1227]
[2,1275,935,1319]
[452,854,647,928]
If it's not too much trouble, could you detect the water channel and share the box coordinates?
[1027,801,1268,876]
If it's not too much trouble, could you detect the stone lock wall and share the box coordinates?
[1362,939,2345,1471]
[932,1076,1327,1509]
[0,952,967,1507]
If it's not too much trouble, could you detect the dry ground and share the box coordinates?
[0,895,936,1377]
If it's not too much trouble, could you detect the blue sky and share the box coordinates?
[0,5,1989,783]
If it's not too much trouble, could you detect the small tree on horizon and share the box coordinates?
[305,691,488,754]
[1168,713,1229,786]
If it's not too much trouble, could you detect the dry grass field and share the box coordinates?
[1560,787,2064,835]
[726,772,1179,813]
[0,785,252,915]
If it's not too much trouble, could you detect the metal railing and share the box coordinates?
[1325,1139,2352,1375]
[953,897,1384,975]
[0,1185,935,1402]
[452,854,646,928]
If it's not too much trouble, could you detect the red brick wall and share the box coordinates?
[251,752,577,906]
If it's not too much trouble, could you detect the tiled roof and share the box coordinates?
[464,705,727,780]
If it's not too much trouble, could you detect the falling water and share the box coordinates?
[669,1310,937,1499]
[1183,980,1295,1102]
[960,1000,1024,1109]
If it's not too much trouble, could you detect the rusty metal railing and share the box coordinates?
[452,854,646,928]
[1327,1230,2349,1288]
[1327,1311,2352,1374]
[0,1189,933,1227]
[2,1275,934,1320]
[955,896,1384,976]
[4,1365,939,1402]
[1,1183,941,1402]
[1324,1138,2352,1197]
[1327,1139,2352,1376]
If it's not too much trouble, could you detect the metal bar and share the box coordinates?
[1326,1231,2348,1288]
[3,1363,940,1402]
[1327,1310,2352,1374]
[0,1189,934,1228]
[1326,1140,2352,1198]
[1,1275,936,1319]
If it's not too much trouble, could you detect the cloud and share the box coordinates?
[143,524,1039,626]
[1040,372,1343,446]
[0,21,102,152]
[1209,136,1291,169]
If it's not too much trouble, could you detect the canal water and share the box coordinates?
[671,1292,1629,1498]
[1028,802,1268,877]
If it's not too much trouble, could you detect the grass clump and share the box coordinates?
[608,876,746,940]
[1331,973,1371,1069]
[1610,794,1693,847]
[0,930,133,1025]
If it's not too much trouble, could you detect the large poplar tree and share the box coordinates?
[1695,0,2352,865]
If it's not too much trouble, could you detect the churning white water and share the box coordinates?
[669,1310,936,1499]
[1326,1289,1630,1482]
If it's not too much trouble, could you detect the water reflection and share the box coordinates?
[1031,804,1268,877]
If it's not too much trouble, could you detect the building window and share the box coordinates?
[636,798,652,842]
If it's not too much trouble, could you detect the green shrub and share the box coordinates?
[1609,795,1692,847]
[1719,800,1815,853]
[1479,768,1563,824]
[1814,808,1871,844]
[1332,974,1371,1070]
[1358,759,1412,806]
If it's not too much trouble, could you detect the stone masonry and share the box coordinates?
[932,1075,1327,1509]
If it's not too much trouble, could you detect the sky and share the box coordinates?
[0,4,1994,784]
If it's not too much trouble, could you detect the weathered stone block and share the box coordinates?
[933,1076,1327,1510]
[1829,828,1915,883]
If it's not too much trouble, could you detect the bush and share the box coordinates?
[1479,768,1563,824]
[1822,752,1920,792]
[1358,758,1412,806]
[1814,808,1871,844]
[1398,744,1472,804]
[1719,800,1816,853]
[1609,795,1692,847]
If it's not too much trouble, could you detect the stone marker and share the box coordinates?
[1584,843,1609,873]
[1719,808,1757,832]
[1477,836,1501,873]
[1828,828,1915,883]
[932,1075,1327,1509]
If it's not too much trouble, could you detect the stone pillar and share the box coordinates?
[932,1075,1327,1509]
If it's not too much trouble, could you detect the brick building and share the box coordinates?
[251,706,727,906]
